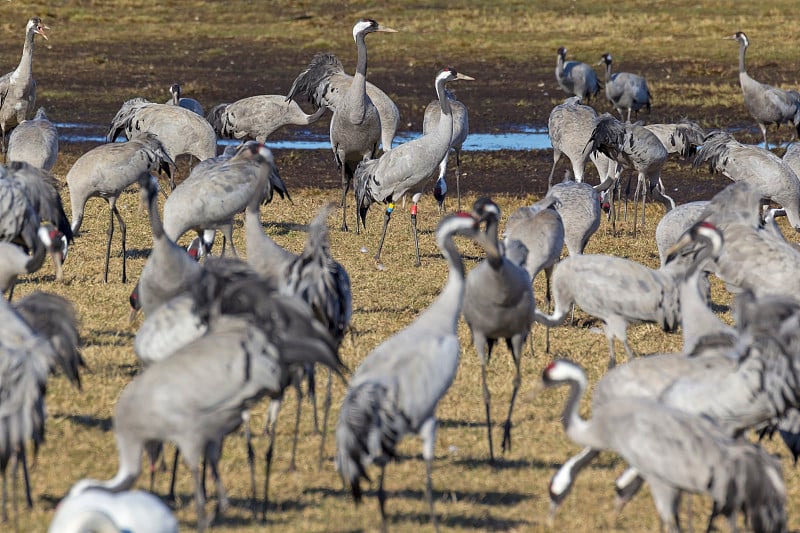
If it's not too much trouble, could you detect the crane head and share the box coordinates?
[29,17,49,40]
[353,19,397,42]
[598,53,612,66]
[725,31,748,47]
[557,46,567,58]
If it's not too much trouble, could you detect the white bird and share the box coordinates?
[48,486,178,533]
[355,68,474,267]
[0,17,48,152]
[335,211,481,531]
[6,107,57,170]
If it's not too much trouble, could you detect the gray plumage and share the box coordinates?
[534,242,694,368]
[162,141,288,257]
[555,47,600,101]
[694,130,800,231]
[165,83,204,116]
[0,18,48,150]
[546,97,618,187]
[644,120,706,161]
[286,20,397,232]
[67,133,174,283]
[543,359,787,533]
[695,181,800,303]
[0,242,30,293]
[463,198,535,461]
[0,288,82,520]
[589,113,671,233]
[6,107,57,170]
[422,87,469,211]
[655,201,708,266]
[106,98,217,188]
[207,95,325,143]
[546,177,601,255]
[335,211,481,531]
[726,31,800,149]
[72,271,342,532]
[599,53,651,122]
[355,68,474,265]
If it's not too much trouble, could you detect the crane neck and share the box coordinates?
[559,378,595,448]
[144,182,164,240]
[602,61,612,82]
[738,39,747,75]
[419,231,466,332]
[14,28,36,80]
[481,217,504,269]
[556,54,565,76]
[347,32,369,121]
[436,77,454,118]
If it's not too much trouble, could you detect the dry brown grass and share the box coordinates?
[9,144,800,532]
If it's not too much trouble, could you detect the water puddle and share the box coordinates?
[55,123,552,151]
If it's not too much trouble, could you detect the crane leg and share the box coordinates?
[373,205,393,267]
[167,447,181,502]
[262,410,278,522]
[340,165,351,233]
[206,441,229,518]
[190,463,208,533]
[242,410,257,519]
[317,367,333,471]
[307,363,320,434]
[1,470,7,523]
[544,267,553,354]
[377,463,388,532]
[420,417,440,533]
[477,338,495,462]
[115,206,127,283]
[103,204,115,283]
[288,383,303,472]
[18,446,31,509]
[501,336,524,454]
[411,208,421,267]
[454,151,462,212]
[547,151,561,191]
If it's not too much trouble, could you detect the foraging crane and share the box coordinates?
[694,130,800,231]
[0,285,83,521]
[66,133,174,283]
[1,164,71,290]
[355,68,474,267]
[165,83,204,116]
[655,201,708,266]
[546,97,618,188]
[71,272,342,532]
[335,211,481,531]
[207,95,326,144]
[422,85,469,211]
[533,237,696,368]
[555,47,600,101]
[49,486,178,533]
[162,141,288,257]
[463,198,536,461]
[503,196,563,353]
[286,20,397,232]
[598,53,651,122]
[542,359,787,533]
[245,197,352,469]
[588,113,671,234]
[0,17,48,152]
[546,176,601,256]
[106,98,217,188]
[644,120,706,161]
[6,107,57,170]
[726,31,800,149]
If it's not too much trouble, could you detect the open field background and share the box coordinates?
[1,1,800,531]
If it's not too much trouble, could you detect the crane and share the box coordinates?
[286,20,397,232]
[422,85,469,211]
[463,198,536,461]
[542,359,786,533]
[726,31,800,149]
[335,211,481,531]
[355,68,474,267]
[0,17,48,153]
[165,83,204,116]
[207,95,325,144]
[6,107,57,170]
[555,47,600,102]
[598,53,651,122]
[66,133,174,283]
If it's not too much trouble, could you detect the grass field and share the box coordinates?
[2,1,800,532]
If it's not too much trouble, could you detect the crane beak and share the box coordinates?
[376,25,398,33]
[664,230,695,265]
[723,34,736,40]
[36,25,49,40]
[455,73,475,81]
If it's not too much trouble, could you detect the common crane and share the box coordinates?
[286,20,397,232]
[335,211,481,531]
[555,47,600,102]
[207,95,325,144]
[0,17,48,153]
[726,31,800,149]
[354,68,474,267]
[598,53,651,122]
[463,198,536,461]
